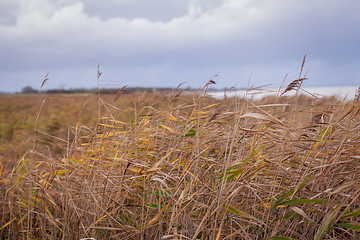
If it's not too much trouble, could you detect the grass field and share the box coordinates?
[0,82,360,239]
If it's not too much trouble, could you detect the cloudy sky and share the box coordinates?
[0,0,359,92]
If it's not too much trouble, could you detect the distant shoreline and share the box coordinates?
[208,85,359,100]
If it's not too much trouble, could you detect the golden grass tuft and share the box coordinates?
[1,83,360,239]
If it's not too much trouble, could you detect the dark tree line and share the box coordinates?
[20,86,178,94]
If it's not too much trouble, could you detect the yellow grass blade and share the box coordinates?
[0,218,16,230]
[159,124,175,133]
[167,113,180,122]
[195,111,209,115]
[215,215,224,240]
[148,148,176,171]
[142,202,170,229]
[204,103,219,109]
[127,167,144,174]
[45,207,54,219]
[17,213,29,224]
[95,214,108,224]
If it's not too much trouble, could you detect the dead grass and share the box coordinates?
[0,82,360,239]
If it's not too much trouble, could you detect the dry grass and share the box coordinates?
[0,82,360,239]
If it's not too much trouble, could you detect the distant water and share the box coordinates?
[208,86,359,101]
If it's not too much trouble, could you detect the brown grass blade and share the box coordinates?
[281,77,308,96]
[40,73,49,90]
[97,64,102,79]
[114,85,127,102]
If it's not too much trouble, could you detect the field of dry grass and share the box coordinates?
[0,82,360,239]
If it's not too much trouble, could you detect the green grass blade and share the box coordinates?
[314,203,342,240]
[224,204,243,216]
[184,128,196,137]
[227,169,244,181]
[271,190,294,211]
[271,175,314,211]
[280,199,328,206]
[340,208,360,220]
[337,222,360,231]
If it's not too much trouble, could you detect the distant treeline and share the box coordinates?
[20,86,182,94]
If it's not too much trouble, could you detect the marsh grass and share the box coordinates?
[0,81,360,239]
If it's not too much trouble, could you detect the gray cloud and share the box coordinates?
[0,1,20,25]
[82,0,223,22]
[83,0,188,22]
[0,0,359,92]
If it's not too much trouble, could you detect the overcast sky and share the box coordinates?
[0,0,359,92]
